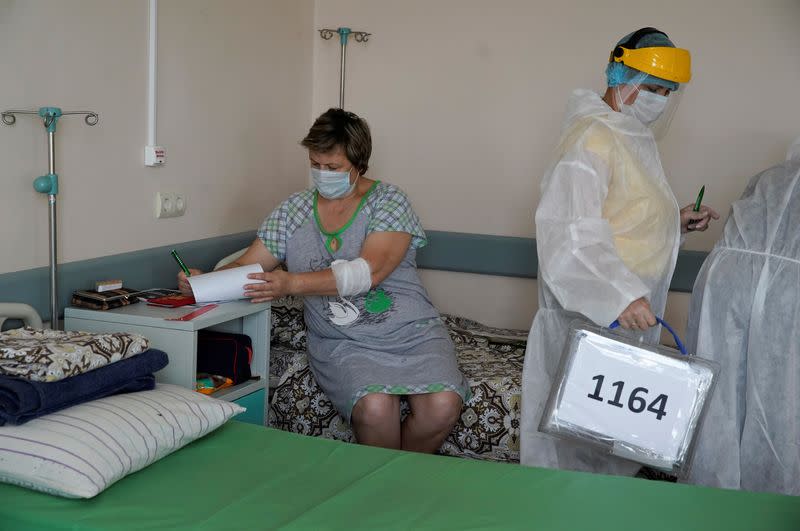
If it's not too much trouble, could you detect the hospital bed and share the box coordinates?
[0,420,798,531]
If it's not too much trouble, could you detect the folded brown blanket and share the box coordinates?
[0,327,149,382]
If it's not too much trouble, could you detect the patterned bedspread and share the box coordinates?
[268,304,527,463]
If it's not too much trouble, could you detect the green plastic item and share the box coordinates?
[33,173,58,195]
[693,185,705,212]
[232,389,265,425]
[38,107,62,133]
[338,27,351,45]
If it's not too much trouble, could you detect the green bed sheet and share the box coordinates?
[0,421,798,531]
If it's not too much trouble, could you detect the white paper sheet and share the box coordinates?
[187,264,264,303]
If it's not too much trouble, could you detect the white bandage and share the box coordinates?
[331,258,372,297]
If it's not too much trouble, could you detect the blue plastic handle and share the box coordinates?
[608,317,687,355]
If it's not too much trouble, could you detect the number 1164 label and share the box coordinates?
[587,375,669,421]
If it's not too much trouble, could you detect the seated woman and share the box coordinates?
[686,136,800,495]
[179,108,468,453]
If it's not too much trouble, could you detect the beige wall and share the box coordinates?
[3,1,798,335]
[0,0,313,275]
[314,0,800,332]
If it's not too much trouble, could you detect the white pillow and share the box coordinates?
[0,384,244,498]
[213,248,247,270]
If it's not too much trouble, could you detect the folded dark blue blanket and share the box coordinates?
[0,348,169,426]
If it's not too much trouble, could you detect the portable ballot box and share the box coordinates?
[539,320,718,478]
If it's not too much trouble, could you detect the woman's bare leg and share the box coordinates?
[351,393,402,449]
[401,391,462,453]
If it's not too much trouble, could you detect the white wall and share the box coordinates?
[0,0,314,275]
[313,0,800,332]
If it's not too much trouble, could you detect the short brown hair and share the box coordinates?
[300,108,372,175]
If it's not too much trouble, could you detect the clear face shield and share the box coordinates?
[611,70,685,139]
[607,38,691,139]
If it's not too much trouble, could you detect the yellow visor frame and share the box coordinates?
[610,46,692,84]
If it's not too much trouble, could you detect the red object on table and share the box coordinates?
[166,304,219,321]
[146,294,196,308]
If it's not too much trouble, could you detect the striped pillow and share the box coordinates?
[0,384,244,498]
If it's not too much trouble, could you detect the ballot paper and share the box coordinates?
[187,264,264,303]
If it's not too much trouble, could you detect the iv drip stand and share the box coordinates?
[319,27,371,109]
[2,108,99,329]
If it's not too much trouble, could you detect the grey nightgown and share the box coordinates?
[257,181,469,421]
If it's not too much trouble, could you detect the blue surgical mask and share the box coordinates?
[621,90,669,126]
[311,167,358,199]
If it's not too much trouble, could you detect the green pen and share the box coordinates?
[171,249,191,277]
[693,185,706,212]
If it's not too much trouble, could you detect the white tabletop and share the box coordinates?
[65,300,270,331]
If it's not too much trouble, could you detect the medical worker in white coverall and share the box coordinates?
[521,27,719,475]
[686,137,800,495]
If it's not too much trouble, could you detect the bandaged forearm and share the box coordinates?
[331,258,372,296]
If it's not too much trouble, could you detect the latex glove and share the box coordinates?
[681,204,720,233]
[617,297,657,330]
[177,268,203,295]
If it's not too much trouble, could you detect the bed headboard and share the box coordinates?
[417,230,707,292]
[0,303,43,330]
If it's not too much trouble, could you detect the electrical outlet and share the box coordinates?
[155,192,172,218]
[174,193,186,215]
[155,192,186,218]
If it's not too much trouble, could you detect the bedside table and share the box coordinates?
[64,301,270,425]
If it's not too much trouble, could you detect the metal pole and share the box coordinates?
[319,27,368,110]
[47,130,59,330]
[148,0,158,146]
[339,41,347,109]
[2,107,97,330]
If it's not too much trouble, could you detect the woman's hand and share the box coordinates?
[177,268,203,295]
[617,297,657,330]
[680,204,720,233]
[244,269,296,302]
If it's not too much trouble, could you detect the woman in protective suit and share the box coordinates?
[686,137,800,495]
[520,27,718,475]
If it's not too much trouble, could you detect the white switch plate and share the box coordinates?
[155,192,186,218]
